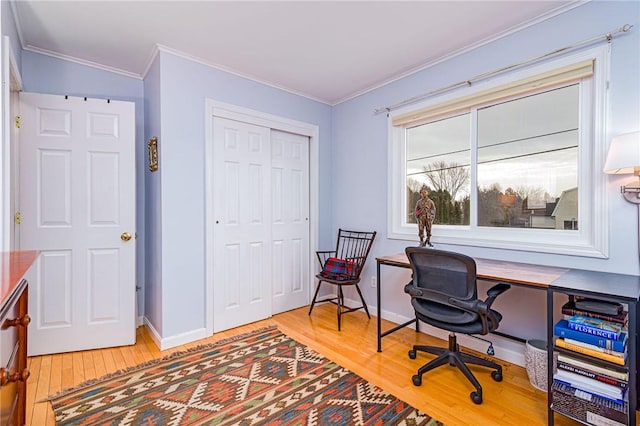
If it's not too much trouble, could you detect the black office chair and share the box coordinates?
[404,247,510,404]
[308,229,376,330]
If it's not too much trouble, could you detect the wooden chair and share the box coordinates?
[308,229,376,330]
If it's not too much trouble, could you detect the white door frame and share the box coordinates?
[204,99,319,335]
[2,36,22,251]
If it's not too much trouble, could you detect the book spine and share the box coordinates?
[557,361,627,389]
[553,378,624,404]
[553,380,627,408]
[567,322,620,340]
[563,339,625,357]
[552,381,628,424]
[554,320,626,352]
[562,307,627,325]
[555,338,626,366]
[558,355,628,381]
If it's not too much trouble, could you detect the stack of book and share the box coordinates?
[551,298,629,425]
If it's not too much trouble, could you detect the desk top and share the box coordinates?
[377,253,640,299]
[0,250,39,308]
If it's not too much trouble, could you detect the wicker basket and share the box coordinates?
[524,339,556,391]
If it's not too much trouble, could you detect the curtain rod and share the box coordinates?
[374,23,633,116]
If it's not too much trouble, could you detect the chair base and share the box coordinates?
[308,281,370,331]
[408,332,502,404]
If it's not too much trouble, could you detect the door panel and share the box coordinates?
[19,93,136,355]
[213,117,272,332]
[270,130,309,313]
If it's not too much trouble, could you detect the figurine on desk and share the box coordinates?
[415,185,436,247]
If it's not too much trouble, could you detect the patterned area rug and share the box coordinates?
[49,326,443,426]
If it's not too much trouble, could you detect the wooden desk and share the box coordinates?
[375,253,566,352]
[376,252,640,426]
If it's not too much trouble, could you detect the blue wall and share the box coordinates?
[19,52,148,319]
[143,55,162,334]
[6,1,639,349]
[331,1,640,342]
[152,51,332,337]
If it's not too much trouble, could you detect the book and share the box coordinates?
[553,378,625,405]
[555,338,627,366]
[554,370,625,401]
[574,298,622,316]
[558,354,628,381]
[563,338,625,358]
[557,359,627,390]
[562,300,628,325]
[567,315,624,340]
[552,381,628,426]
[554,319,627,352]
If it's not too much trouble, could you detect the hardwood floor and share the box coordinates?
[27,304,631,425]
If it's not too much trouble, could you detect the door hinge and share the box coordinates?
[14,212,20,224]
[14,116,20,129]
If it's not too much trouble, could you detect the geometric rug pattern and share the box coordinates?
[49,326,443,425]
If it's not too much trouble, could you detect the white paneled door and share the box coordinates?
[270,130,309,313]
[19,93,136,356]
[212,117,272,332]
[211,117,310,332]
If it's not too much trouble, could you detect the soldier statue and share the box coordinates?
[415,185,436,247]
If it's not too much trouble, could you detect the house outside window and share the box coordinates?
[388,45,610,258]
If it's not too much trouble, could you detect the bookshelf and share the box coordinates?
[547,270,640,426]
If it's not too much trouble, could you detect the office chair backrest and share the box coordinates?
[405,247,477,302]
[334,229,377,278]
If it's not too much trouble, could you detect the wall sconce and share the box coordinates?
[148,136,158,172]
[604,131,640,204]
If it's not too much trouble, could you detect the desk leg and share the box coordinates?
[547,289,554,426]
[377,260,382,352]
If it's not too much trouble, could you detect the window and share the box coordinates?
[389,45,609,257]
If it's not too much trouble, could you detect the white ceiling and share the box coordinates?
[11,1,581,105]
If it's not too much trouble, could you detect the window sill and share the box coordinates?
[389,225,608,258]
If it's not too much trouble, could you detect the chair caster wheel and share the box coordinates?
[412,375,422,386]
[408,350,416,359]
[470,391,483,404]
[491,370,503,382]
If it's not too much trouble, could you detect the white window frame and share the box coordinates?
[388,45,610,258]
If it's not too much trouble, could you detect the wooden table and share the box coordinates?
[375,253,567,352]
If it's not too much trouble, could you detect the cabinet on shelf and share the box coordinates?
[546,270,640,426]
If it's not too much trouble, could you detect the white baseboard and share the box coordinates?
[142,317,210,351]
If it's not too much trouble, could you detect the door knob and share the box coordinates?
[121,232,132,241]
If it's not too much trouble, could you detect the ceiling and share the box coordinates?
[11,1,581,105]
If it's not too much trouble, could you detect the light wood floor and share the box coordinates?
[27,304,635,425]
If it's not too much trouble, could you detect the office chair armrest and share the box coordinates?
[448,297,487,314]
[404,283,423,297]
[448,297,498,334]
[486,283,511,298]
[484,283,511,308]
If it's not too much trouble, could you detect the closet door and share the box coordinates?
[212,117,272,332]
[271,130,310,313]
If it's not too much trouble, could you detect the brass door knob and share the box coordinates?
[121,232,132,242]
[5,314,30,327]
